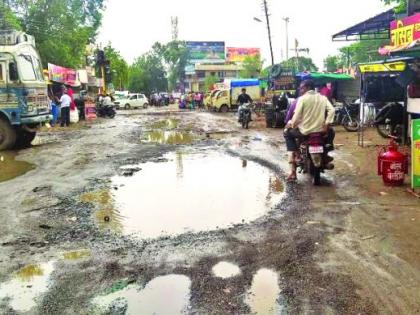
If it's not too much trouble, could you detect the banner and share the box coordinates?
[48,63,77,86]
[226,47,260,63]
[186,41,225,64]
[412,119,420,188]
[379,13,420,54]
[85,101,97,120]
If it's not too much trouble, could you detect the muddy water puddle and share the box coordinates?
[104,152,284,238]
[212,262,241,278]
[91,275,191,314]
[0,261,55,312]
[144,130,198,145]
[246,269,285,315]
[0,151,35,183]
[150,118,179,130]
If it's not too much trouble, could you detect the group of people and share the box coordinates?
[48,85,86,127]
[179,91,204,110]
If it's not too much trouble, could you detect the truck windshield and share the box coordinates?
[18,54,43,81]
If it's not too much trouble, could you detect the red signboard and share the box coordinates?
[48,63,77,86]
[85,102,97,120]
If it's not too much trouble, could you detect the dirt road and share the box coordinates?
[0,106,419,314]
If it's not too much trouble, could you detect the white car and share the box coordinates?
[114,93,149,110]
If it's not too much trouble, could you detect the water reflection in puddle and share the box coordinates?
[150,118,179,130]
[92,275,191,314]
[145,130,197,145]
[109,152,284,238]
[212,262,241,278]
[246,269,283,315]
[0,151,35,183]
[0,261,55,312]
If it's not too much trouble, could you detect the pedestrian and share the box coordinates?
[59,87,71,127]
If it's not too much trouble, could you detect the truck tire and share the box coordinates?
[0,118,17,151]
[15,129,36,149]
[220,105,229,113]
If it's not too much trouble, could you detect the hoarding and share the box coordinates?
[412,119,420,188]
[226,47,260,63]
[186,41,225,64]
[48,63,77,86]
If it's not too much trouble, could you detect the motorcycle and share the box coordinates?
[96,103,116,118]
[374,102,404,141]
[334,102,360,132]
[298,132,334,186]
[239,103,252,129]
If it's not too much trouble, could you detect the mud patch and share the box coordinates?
[62,249,91,261]
[0,261,55,312]
[212,262,241,278]
[245,269,284,315]
[0,151,35,183]
[91,275,191,314]
[109,152,284,238]
[150,118,179,130]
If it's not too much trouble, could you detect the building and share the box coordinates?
[185,63,243,92]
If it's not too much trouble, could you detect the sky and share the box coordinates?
[98,0,391,70]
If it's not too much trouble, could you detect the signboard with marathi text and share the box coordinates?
[186,41,225,64]
[412,119,420,188]
[226,47,260,63]
[358,61,406,73]
[48,63,77,86]
[379,13,420,54]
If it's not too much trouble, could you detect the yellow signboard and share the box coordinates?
[358,62,406,73]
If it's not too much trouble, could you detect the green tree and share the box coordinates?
[323,55,344,72]
[338,39,389,65]
[159,41,188,91]
[128,49,167,95]
[0,2,21,30]
[280,56,318,73]
[3,0,105,68]
[204,75,219,92]
[382,0,406,12]
[104,44,129,91]
[239,54,263,78]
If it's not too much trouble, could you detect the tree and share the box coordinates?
[104,44,129,91]
[323,55,344,72]
[338,39,389,65]
[3,0,105,68]
[280,56,318,73]
[204,75,219,92]
[128,48,167,95]
[0,3,21,30]
[159,41,188,91]
[382,0,406,12]
[239,54,263,78]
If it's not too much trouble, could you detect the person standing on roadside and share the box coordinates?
[59,87,71,127]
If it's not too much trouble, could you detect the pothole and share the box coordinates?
[0,261,55,312]
[245,269,285,315]
[0,151,35,183]
[212,262,241,278]
[98,152,284,238]
[91,275,191,314]
[143,130,198,145]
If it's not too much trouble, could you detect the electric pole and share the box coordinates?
[283,17,290,61]
[262,0,274,66]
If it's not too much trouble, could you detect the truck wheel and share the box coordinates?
[15,129,36,149]
[0,118,17,151]
[220,105,229,113]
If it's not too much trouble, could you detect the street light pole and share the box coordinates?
[283,17,290,61]
[262,0,275,66]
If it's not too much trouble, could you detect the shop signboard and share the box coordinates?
[412,119,420,188]
[186,41,225,64]
[48,63,77,86]
[379,13,420,54]
[226,47,260,63]
[85,101,97,120]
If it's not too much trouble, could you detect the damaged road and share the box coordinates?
[0,107,419,314]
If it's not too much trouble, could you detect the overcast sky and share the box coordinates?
[98,0,391,69]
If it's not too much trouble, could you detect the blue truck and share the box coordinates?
[0,31,52,150]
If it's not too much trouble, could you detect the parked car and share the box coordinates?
[114,93,149,110]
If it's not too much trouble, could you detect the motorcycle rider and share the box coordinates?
[237,88,253,122]
[284,80,335,181]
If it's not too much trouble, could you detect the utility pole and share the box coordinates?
[262,0,274,66]
[283,17,290,61]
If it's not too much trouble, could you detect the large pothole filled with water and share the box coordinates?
[93,152,284,239]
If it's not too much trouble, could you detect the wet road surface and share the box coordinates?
[0,106,419,314]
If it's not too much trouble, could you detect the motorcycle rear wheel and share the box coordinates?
[342,116,359,132]
[376,124,403,140]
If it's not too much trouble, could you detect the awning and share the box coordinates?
[332,9,396,41]
[296,72,353,82]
